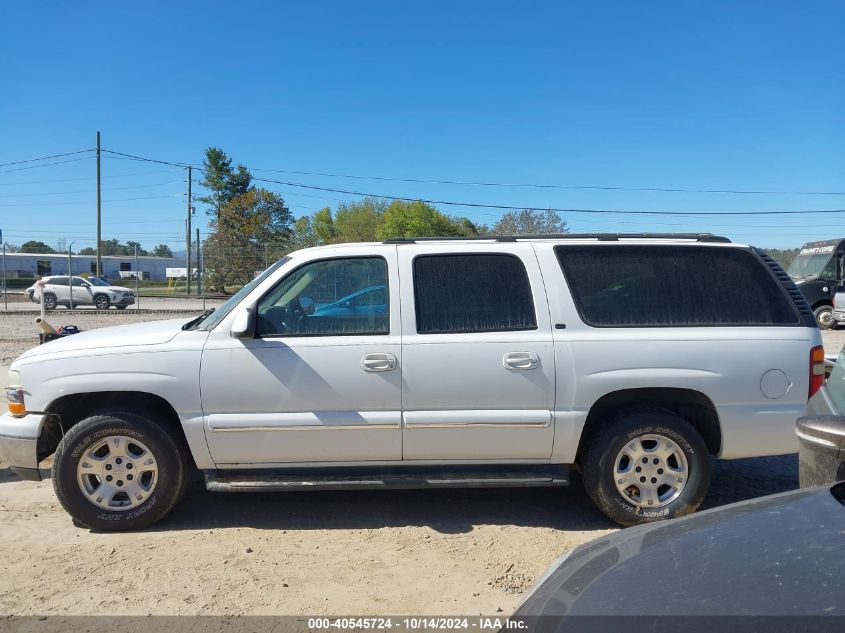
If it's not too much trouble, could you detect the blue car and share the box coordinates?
[313,285,387,317]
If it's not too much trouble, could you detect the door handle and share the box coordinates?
[503,351,539,370]
[361,352,397,372]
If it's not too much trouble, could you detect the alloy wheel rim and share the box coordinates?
[76,435,158,511]
[818,309,834,328]
[613,433,689,509]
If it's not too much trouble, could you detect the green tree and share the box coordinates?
[311,207,337,244]
[492,209,568,235]
[125,241,148,256]
[206,188,293,289]
[152,244,174,258]
[78,247,95,255]
[198,147,252,221]
[291,216,319,250]
[20,240,56,254]
[334,197,386,242]
[376,200,468,240]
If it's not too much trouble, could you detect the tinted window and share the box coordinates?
[413,254,537,334]
[72,277,89,287]
[257,257,388,336]
[49,276,68,285]
[556,245,799,327]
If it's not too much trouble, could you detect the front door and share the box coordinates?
[200,247,402,465]
[398,244,556,461]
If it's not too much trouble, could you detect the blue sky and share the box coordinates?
[1,1,843,251]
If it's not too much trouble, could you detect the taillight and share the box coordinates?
[809,346,825,398]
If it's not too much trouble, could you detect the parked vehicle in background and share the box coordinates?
[1,234,822,531]
[25,276,135,310]
[787,238,845,329]
[832,291,845,326]
[809,344,845,417]
[513,483,845,618]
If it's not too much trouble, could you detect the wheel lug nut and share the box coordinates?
[115,458,122,465]
[105,475,113,482]
[116,480,123,487]
[635,466,642,473]
[657,468,664,475]
[641,457,648,463]
[105,464,112,471]
[639,476,646,483]
[651,477,657,484]
[127,474,133,481]
[653,458,659,464]
[126,463,133,470]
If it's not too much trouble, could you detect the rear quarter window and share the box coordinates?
[555,245,800,327]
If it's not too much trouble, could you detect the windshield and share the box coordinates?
[787,253,833,280]
[87,277,110,286]
[196,257,290,330]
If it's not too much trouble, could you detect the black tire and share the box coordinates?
[580,408,711,527]
[52,412,188,531]
[814,304,835,330]
[42,293,57,310]
[93,294,110,310]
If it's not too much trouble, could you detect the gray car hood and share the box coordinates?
[516,485,845,617]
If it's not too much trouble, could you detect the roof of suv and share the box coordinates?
[291,233,750,257]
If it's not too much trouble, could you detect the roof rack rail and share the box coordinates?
[383,233,731,244]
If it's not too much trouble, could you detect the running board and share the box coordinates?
[204,465,569,492]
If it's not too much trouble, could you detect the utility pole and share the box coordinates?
[195,228,201,296]
[68,241,76,310]
[1,229,6,312]
[134,244,139,310]
[186,165,192,295]
[96,131,102,278]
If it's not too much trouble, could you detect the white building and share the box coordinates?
[1,252,185,281]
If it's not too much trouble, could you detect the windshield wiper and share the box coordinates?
[182,309,215,330]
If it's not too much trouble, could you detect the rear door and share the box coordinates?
[398,243,555,461]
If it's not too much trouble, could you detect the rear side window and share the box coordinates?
[413,254,537,334]
[555,245,800,327]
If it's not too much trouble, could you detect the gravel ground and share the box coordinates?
[0,312,838,615]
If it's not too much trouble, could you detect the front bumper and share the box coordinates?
[115,296,135,306]
[0,411,47,481]
[833,310,845,322]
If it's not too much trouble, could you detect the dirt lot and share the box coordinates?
[0,311,839,615]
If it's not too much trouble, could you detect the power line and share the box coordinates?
[0,168,181,187]
[250,166,845,196]
[0,194,181,207]
[99,148,845,217]
[0,149,94,168]
[0,181,184,199]
[0,156,92,174]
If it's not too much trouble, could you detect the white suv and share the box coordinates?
[26,275,135,310]
[1,234,823,530]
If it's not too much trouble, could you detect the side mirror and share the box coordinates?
[230,306,255,338]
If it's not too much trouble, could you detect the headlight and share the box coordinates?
[6,370,25,417]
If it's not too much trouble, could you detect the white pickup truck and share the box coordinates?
[1,234,823,530]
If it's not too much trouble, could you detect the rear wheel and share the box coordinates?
[580,408,711,526]
[52,412,188,530]
[94,294,110,310]
[815,305,835,330]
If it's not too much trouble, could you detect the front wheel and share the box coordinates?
[41,293,57,310]
[814,305,835,330]
[579,408,711,526]
[94,294,110,310]
[52,412,188,530]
